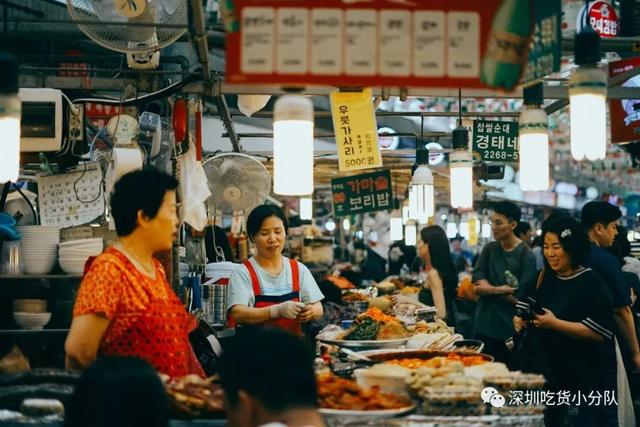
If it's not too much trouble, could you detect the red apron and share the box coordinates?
[86,251,205,378]
[243,258,303,336]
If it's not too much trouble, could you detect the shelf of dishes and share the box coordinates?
[0,226,103,276]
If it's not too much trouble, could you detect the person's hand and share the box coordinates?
[532,308,557,330]
[497,285,516,295]
[390,294,421,306]
[297,305,316,322]
[270,301,305,319]
[513,316,527,333]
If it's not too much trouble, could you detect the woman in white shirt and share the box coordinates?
[227,205,324,336]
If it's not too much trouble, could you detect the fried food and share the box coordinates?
[165,375,225,417]
[317,374,412,410]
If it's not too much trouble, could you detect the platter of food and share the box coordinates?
[317,374,415,417]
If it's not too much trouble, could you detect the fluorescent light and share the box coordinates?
[408,165,434,220]
[405,223,417,246]
[519,106,549,191]
[342,218,350,231]
[299,197,313,220]
[449,126,473,209]
[446,222,457,239]
[273,95,314,195]
[390,217,403,241]
[450,153,473,209]
[0,53,20,183]
[569,31,607,161]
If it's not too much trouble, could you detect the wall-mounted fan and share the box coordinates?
[202,153,271,216]
[66,0,187,69]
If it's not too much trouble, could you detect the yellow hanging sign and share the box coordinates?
[330,88,383,172]
[468,218,479,247]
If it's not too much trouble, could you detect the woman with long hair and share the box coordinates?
[417,225,458,324]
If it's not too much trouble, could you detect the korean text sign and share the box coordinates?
[472,120,519,162]
[521,0,561,84]
[331,170,393,217]
[225,0,535,91]
[330,88,383,171]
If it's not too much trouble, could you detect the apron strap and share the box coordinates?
[290,258,300,293]
[243,260,262,296]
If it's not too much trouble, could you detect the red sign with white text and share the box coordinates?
[609,57,640,144]
[225,0,533,91]
[587,1,618,38]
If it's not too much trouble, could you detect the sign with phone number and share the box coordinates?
[472,119,519,163]
[331,169,393,217]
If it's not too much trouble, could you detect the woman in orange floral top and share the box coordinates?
[65,169,204,377]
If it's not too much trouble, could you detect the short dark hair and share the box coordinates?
[65,357,169,427]
[543,216,590,269]
[493,201,521,223]
[515,221,532,238]
[110,169,178,237]
[246,204,289,242]
[219,327,317,413]
[581,201,622,231]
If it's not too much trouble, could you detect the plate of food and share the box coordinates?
[317,374,415,417]
[319,405,416,417]
[317,308,411,350]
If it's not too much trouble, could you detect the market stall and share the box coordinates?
[2,0,640,426]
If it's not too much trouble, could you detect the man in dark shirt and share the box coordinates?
[582,201,640,372]
[473,201,537,365]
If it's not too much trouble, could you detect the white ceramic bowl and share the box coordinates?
[59,238,103,248]
[59,258,88,275]
[23,258,57,274]
[13,312,52,330]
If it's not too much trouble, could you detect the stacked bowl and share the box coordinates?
[17,226,60,274]
[58,238,104,275]
[13,299,51,330]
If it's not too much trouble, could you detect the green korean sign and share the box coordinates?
[472,120,519,162]
[521,0,562,84]
[331,170,393,217]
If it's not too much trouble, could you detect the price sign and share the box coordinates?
[472,120,519,162]
[330,88,383,172]
[331,170,393,217]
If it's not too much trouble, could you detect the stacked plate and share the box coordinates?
[58,238,104,274]
[17,226,60,274]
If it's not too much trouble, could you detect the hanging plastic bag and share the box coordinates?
[179,139,211,231]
